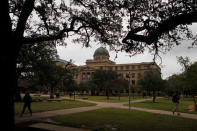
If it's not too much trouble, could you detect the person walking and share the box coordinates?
[172,91,180,115]
[20,92,32,116]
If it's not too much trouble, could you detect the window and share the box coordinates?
[132,73,135,78]
[120,66,123,70]
[100,66,103,70]
[138,65,141,69]
[138,73,141,78]
[132,65,135,69]
[87,72,91,80]
[109,66,112,70]
[144,65,150,68]
[82,73,86,80]
[115,66,118,71]
[126,65,129,70]
[132,80,135,85]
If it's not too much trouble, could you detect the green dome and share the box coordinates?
[93,47,109,57]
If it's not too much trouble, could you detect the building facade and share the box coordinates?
[73,47,161,86]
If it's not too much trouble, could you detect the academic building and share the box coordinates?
[56,47,161,86]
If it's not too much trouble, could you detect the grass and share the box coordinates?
[75,95,151,103]
[15,99,96,115]
[125,97,197,114]
[51,108,197,131]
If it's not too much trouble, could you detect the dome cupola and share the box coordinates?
[93,47,109,57]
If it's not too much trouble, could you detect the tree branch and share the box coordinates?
[123,11,197,45]
[22,17,84,44]
[34,6,50,35]
[15,0,35,37]
[23,28,70,44]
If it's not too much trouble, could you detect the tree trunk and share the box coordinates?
[14,85,22,102]
[118,91,121,101]
[2,57,16,130]
[153,91,156,103]
[192,95,197,111]
[106,89,109,100]
[74,91,75,101]
[2,41,21,130]
[50,87,54,99]
[2,2,16,129]
[132,90,135,99]
[2,38,23,130]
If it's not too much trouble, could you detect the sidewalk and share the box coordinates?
[16,97,197,125]
[15,98,153,124]
[15,105,101,124]
[75,98,197,120]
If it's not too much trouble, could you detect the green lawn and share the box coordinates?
[75,95,151,103]
[125,97,197,114]
[51,108,197,131]
[15,99,96,115]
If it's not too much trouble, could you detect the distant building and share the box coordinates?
[72,47,161,86]
[54,58,76,69]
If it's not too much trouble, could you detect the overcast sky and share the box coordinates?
[57,23,197,79]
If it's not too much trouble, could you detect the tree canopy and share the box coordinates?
[9,0,123,47]
[121,0,197,55]
[167,60,197,109]
[8,0,197,55]
[185,62,197,93]
[16,41,58,80]
[93,69,118,89]
[92,69,118,98]
[138,70,164,102]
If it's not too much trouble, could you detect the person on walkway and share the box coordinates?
[172,91,180,115]
[20,92,32,116]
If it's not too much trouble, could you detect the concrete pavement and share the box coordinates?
[15,97,197,129]
[76,98,197,120]
[15,97,153,124]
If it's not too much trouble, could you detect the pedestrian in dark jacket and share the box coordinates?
[20,92,32,116]
[172,91,180,115]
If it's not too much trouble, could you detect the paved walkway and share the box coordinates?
[15,97,197,130]
[15,98,153,124]
[16,97,197,123]
[76,98,197,120]
[15,105,101,124]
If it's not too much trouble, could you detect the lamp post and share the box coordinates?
[126,72,131,110]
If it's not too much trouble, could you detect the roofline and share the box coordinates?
[54,58,76,66]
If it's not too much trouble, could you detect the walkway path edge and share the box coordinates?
[16,97,197,125]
